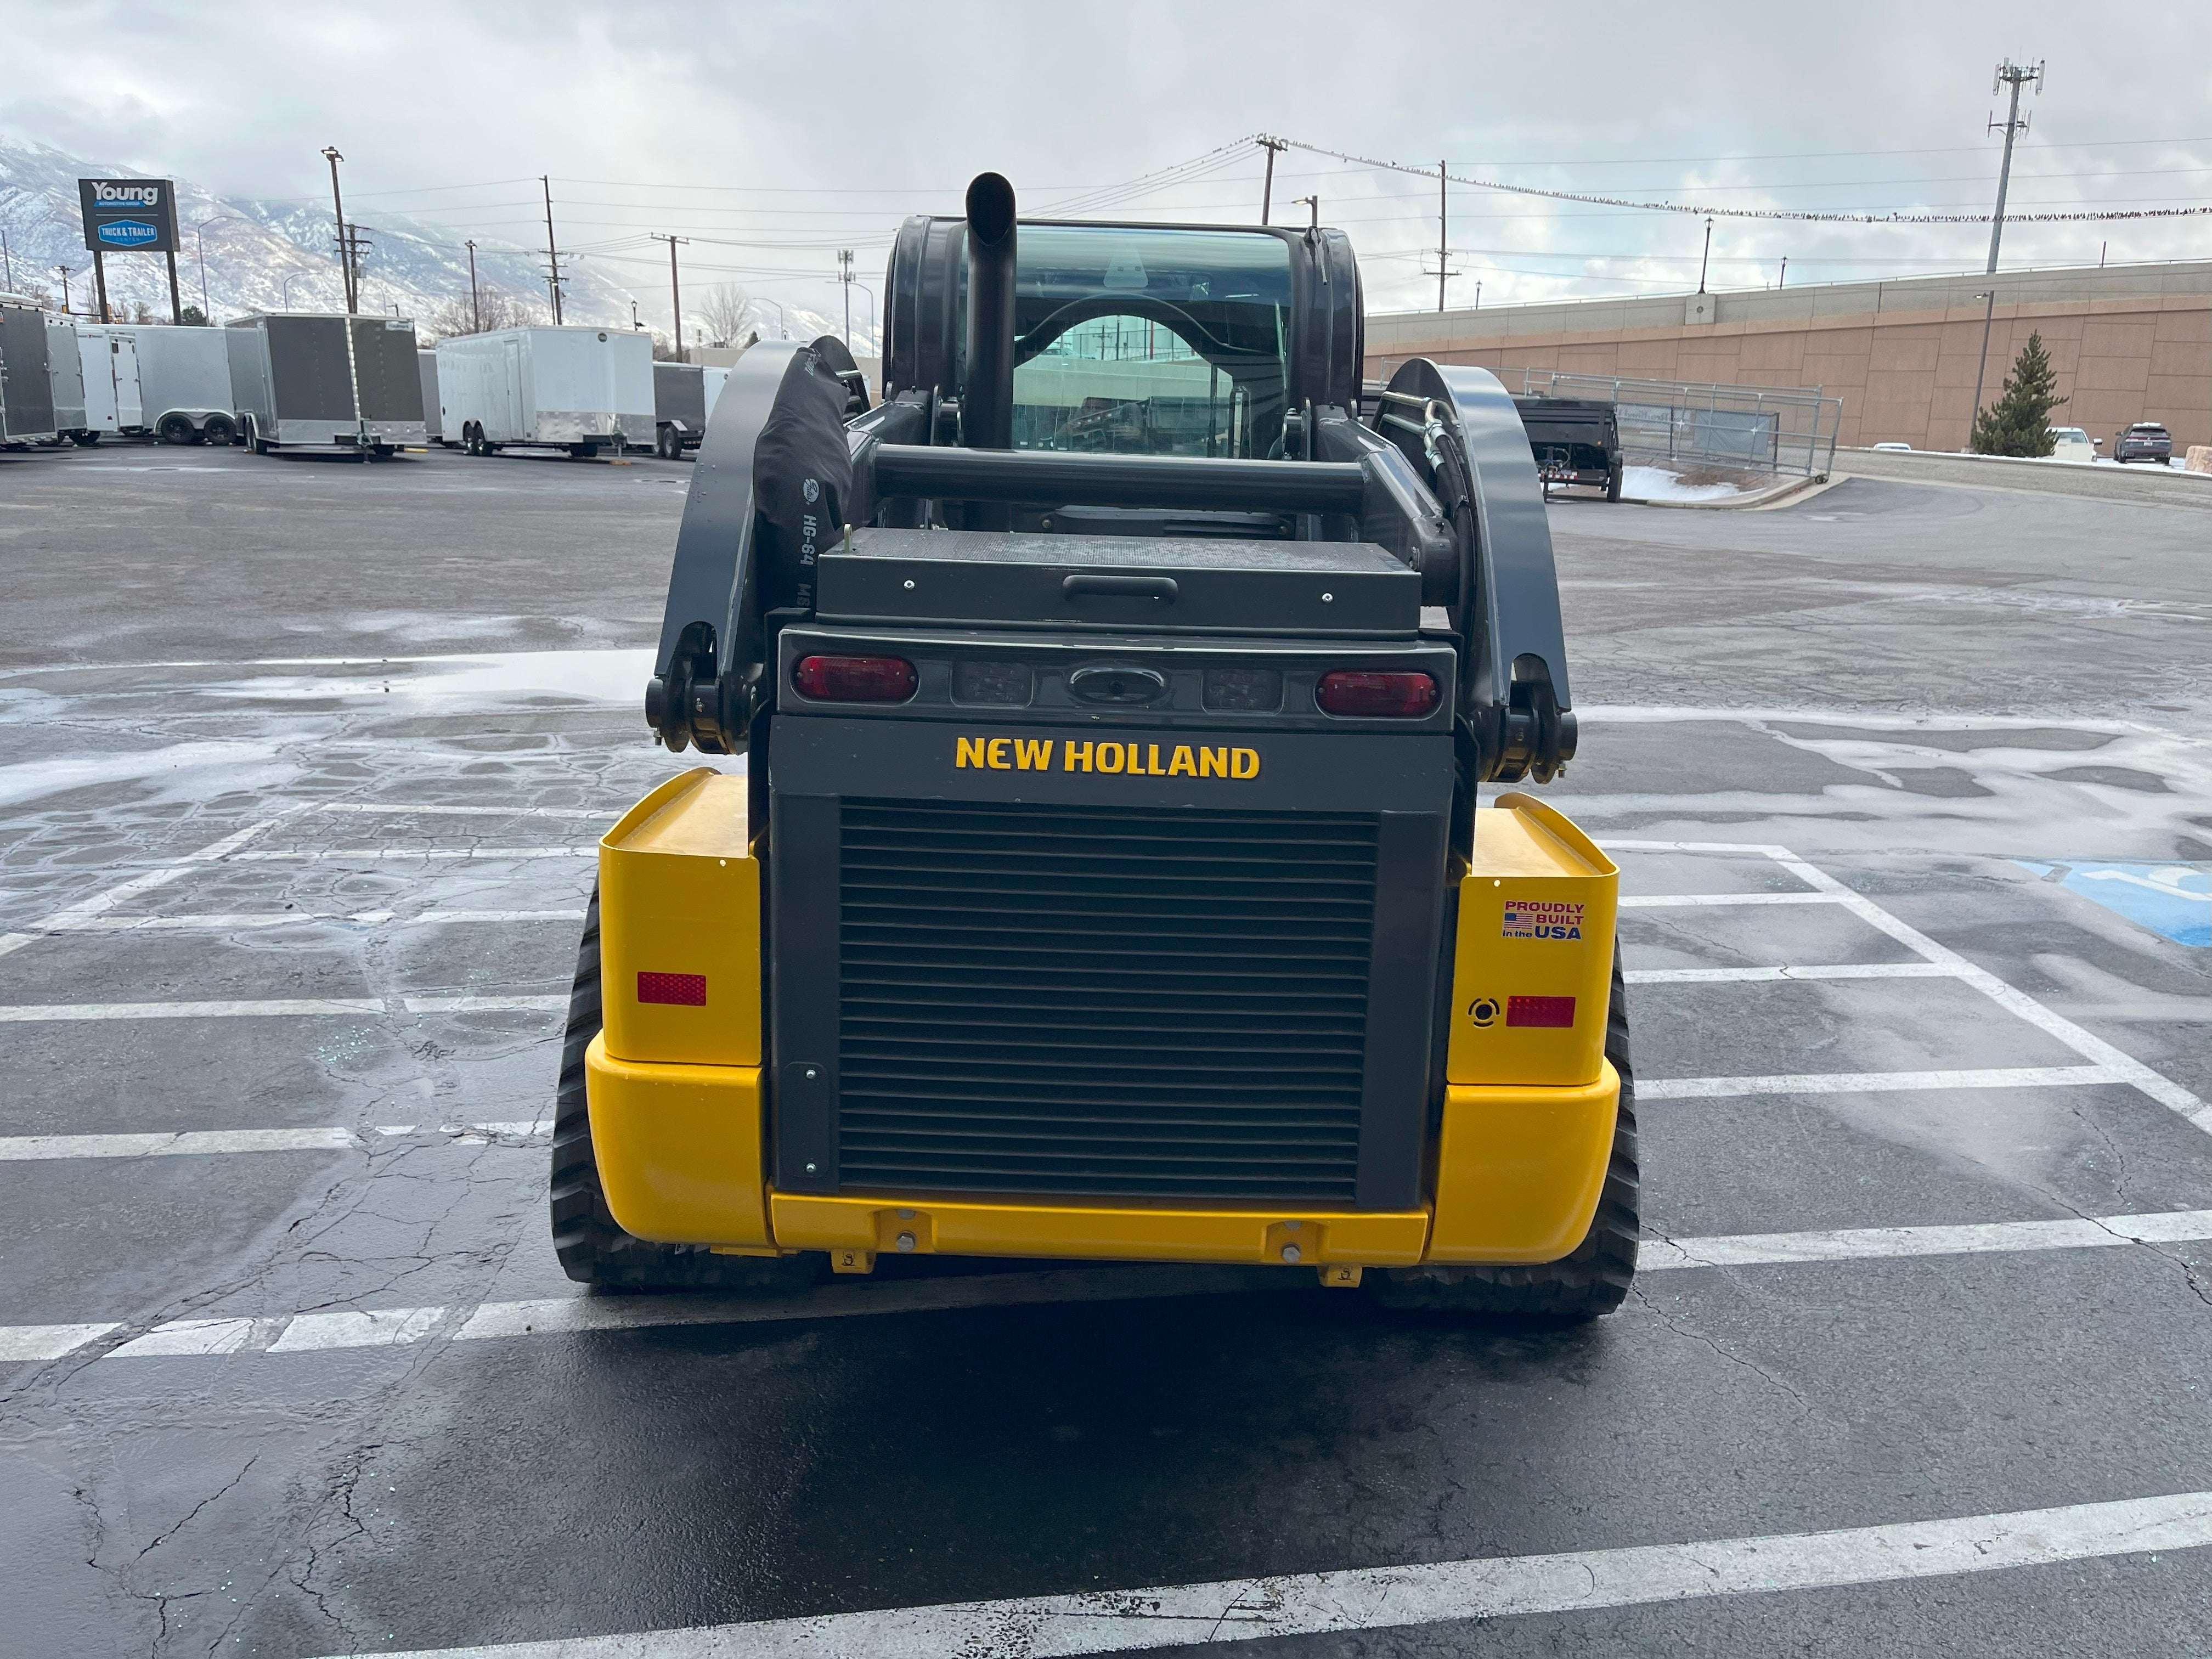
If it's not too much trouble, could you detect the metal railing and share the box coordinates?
[1511,370,1843,479]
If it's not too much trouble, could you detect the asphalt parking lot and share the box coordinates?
[1,442,2206,1657]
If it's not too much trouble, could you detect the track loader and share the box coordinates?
[551,173,1635,1316]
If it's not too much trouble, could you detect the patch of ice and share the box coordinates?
[1619,465,1749,503]
[200,648,657,708]
[0,741,301,809]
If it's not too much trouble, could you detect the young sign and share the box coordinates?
[79,178,180,254]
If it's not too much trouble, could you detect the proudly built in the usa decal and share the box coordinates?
[1502,898,1585,941]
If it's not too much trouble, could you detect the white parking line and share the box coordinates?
[1640,1064,2123,1099]
[1619,891,1841,909]
[222,846,593,861]
[0,816,290,961]
[8,1208,2200,1365]
[1642,1209,2212,1268]
[267,1306,444,1352]
[0,1121,548,1161]
[314,803,610,820]
[1625,963,1955,985]
[0,998,387,1022]
[346,1491,2212,1658]
[43,909,586,931]
[400,995,568,1014]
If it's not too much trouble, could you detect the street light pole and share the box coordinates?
[465,239,481,333]
[321,146,354,312]
[837,249,855,347]
[1697,217,1714,294]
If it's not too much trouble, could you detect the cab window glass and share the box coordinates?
[994,227,1293,459]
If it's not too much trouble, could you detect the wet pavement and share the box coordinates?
[0,442,2205,1656]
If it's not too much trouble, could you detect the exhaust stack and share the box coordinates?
[962,172,1017,453]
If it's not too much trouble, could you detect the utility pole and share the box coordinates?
[1,229,13,292]
[837,247,855,347]
[1970,287,1999,449]
[1986,59,2042,274]
[650,234,689,357]
[1779,255,1788,289]
[541,175,565,324]
[321,146,354,312]
[465,239,481,333]
[1697,217,1714,293]
[55,266,72,314]
[1257,136,1288,225]
[1438,160,1448,312]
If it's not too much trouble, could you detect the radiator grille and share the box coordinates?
[836,799,1378,1202]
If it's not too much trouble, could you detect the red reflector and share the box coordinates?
[1506,995,1576,1028]
[637,972,707,1007]
[1316,670,1438,717]
[794,654,916,702]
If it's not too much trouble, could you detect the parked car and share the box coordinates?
[2047,426,2097,464]
[2111,422,2172,465]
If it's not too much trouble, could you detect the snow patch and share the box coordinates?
[1620,465,1751,503]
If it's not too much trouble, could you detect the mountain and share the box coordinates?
[0,131,852,347]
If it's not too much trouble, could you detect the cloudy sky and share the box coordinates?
[3,0,2207,324]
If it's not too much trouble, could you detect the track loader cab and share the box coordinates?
[558,174,1636,1316]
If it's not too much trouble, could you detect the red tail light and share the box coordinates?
[794,654,916,702]
[1316,670,1438,717]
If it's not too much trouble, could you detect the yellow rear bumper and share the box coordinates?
[587,1038,1618,1268]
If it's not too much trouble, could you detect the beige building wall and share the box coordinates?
[1364,263,2211,455]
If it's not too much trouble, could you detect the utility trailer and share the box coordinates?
[1514,395,1622,501]
[419,348,443,444]
[651,360,710,458]
[44,313,90,443]
[225,313,425,458]
[72,322,238,444]
[439,325,653,459]
[0,295,60,448]
[556,175,1633,1318]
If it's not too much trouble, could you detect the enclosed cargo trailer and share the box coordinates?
[71,323,236,444]
[46,313,89,443]
[419,348,443,444]
[439,325,653,458]
[0,296,60,447]
[226,313,425,457]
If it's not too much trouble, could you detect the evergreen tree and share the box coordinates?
[1971,331,2067,457]
[178,304,208,326]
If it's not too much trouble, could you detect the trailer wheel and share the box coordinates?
[156,414,196,446]
[1368,947,1639,1321]
[202,414,238,447]
[1605,464,1623,503]
[550,887,821,1291]
[572,442,600,460]
[72,431,100,448]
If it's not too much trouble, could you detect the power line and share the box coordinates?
[1273,136,2212,223]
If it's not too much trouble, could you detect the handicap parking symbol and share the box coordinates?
[2016,861,2210,947]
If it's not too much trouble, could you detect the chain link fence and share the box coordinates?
[1511,370,1843,479]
